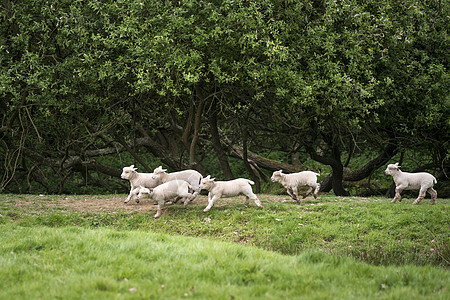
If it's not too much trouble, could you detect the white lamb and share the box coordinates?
[137,180,194,218]
[385,163,437,205]
[152,166,203,206]
[121,165,159,203]
[201,175,263,212]
[271,170,320,204]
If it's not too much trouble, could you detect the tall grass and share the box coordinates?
[0,224,448,299]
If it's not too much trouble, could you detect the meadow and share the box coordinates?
[0,193,448,299]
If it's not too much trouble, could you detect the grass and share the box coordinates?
[0,193,449,299]
[0,224,448,299]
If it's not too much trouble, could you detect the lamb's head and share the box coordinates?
[385,163,401,176]
[121,165,137,180]
[271,170,284,182]
[201,175,215,190]
[152,166,167,180]
[137,186,153,199]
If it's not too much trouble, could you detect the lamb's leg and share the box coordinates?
[251,196,263,208]
[392,187,403,203]
[190,189,200,201]
[154,199,164,219]
[179,189,196,207]
[313,183,320,199]
[170,195,187,205]
[168,196,180,205]
[428,188,437,205]
[124,188,133,203]
[203,194,220,212]
[303,187,313,199]
[285,188,296,201]
[125,187,140,203]
[244,191,263,208]
[183,193,196,208]
[203,193,213,212]
[292,187,301,204]
[413,187,427,205]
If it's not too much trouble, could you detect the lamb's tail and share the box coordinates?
[314,172,320,177]
[248,180,255,185]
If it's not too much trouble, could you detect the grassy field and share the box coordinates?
[0,193,448,299]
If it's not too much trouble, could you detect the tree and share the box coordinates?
[1,0,448,194]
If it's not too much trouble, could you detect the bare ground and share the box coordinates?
[2,193,299,214]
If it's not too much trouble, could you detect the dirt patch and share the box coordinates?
[3,194,290,214]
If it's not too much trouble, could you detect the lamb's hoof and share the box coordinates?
[430,200,436,205]
[154,215,160,219]
[135,200,140,204]
[412,200,420,205]
[203,208,210,213]
[390,200,396,203]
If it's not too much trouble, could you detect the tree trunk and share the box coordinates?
[242,124,261,192]
[330,161,349,196]
[208,104,233,179]
[135,124,189,170]
[306,141,349,196]
[188,90,206,174]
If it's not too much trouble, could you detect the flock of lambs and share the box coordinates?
[121,163,438,218]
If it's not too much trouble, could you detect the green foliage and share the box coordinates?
[1,0,448,194]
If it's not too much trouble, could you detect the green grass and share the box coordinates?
[0,194,449,299]
[2,194,447,267]
[0,224,448,299]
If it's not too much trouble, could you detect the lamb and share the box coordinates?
[152,166,203,206]
[137,180,195,218]
[385,163,437,205]
[201,175,263,212]
[121,165,159,204]
[271,170,320,204]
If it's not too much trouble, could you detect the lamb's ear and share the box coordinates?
[211,177,216,181]
[205,175,211,179]
[395,163,401,169]
[155,166,167,172]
